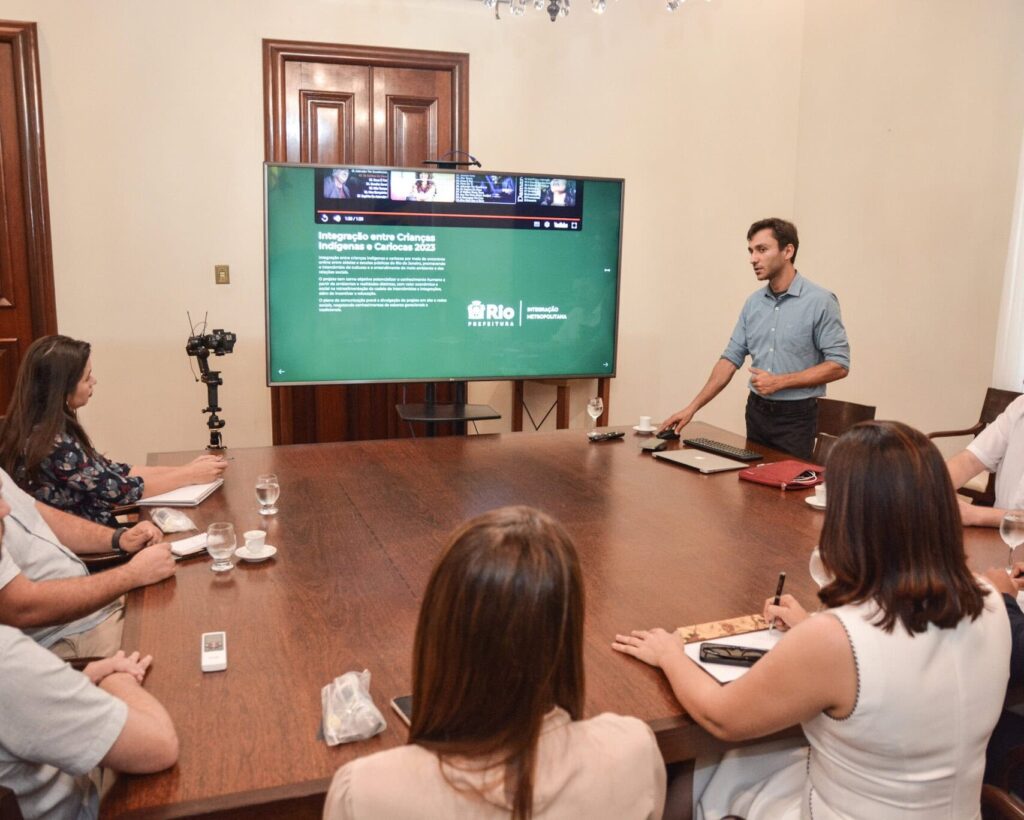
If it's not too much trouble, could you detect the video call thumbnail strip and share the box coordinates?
[315,168,584,231]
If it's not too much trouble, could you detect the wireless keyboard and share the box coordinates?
[682,437,762,462]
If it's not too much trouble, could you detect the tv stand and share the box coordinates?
[512,377,610,431]
[396,382,500,437]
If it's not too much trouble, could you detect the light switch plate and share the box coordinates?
[214,265,230,285]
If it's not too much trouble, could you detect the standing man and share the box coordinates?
[660,218,850,460]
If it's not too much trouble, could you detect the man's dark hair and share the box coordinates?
[747,218,799,262]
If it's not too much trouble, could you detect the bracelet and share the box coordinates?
[111,526,128,555]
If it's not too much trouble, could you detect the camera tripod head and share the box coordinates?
[186,316,236,450]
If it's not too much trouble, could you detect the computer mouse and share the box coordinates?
[656,427,680,440]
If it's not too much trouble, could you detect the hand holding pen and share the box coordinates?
[763,585,810,633]
[767,572,786,634]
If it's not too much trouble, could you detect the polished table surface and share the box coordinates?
[102,422,1008,818]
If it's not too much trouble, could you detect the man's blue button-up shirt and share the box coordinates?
[721,273,850,401]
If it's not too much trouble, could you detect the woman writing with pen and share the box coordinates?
[614,421,1010,819]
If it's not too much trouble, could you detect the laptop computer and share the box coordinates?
[653,449,748,474]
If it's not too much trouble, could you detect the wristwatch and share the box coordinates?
[111,526,129,555]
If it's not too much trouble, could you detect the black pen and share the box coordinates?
[768,571,786,634]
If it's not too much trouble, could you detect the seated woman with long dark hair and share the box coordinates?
[614,421,1010,819]
[0,335,227,526]
[324,506,666,819]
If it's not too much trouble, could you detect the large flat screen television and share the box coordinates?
[264,163,623,385]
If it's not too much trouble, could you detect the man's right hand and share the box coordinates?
[659,408,694,435]
[125,543,176,587]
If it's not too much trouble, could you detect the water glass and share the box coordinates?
[1001,510,1024,571]
[586,397,604,438]
[206,522,236,573]
[256,474,280,515]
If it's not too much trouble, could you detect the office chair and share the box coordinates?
[813,398,876,466]
[812,432,838,465]
[817,398,877,437]
[929,387,1022,507]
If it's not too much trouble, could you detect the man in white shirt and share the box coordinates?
[0,628,179,820]
[0,502,178,820]
[946,394,1024,526]
[0,469,176,657]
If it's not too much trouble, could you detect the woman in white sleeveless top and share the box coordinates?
[614,421,1010,819]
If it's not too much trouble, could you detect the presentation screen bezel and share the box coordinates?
[264,161,624,386]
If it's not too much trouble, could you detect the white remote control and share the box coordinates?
[201,631,227,672]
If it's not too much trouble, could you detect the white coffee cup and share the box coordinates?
[244,529,267,553]
[639,415,652,430]
[814,483,827,504]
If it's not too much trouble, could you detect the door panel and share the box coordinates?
[0,21,56,411]
[264,41,469,444]
[373,66,451,166]
[286,61,371,163]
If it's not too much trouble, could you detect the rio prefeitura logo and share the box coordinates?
[467,300,516,327]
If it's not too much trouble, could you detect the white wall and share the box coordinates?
[0,0,1021,462]
[792,0,1024,447]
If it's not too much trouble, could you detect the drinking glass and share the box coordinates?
[256,473,280,515]
[206,522,236,573]
[586,397,604,438]
[1000,511,1024,571]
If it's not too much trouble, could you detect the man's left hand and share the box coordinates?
[749,367,784,396]
[120,521,163,553]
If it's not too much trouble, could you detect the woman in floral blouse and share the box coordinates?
[0,335,227,526]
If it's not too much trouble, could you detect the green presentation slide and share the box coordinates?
[265,165,622,384]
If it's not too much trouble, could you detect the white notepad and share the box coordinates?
[684,628,782,684]
[170,533,208,558]
[136,479,223,507]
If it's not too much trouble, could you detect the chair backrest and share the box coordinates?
[927,387,1023,508]
[812,432,838,466]
[979,388,1022,429]
[817,398,876,438]
[0,786,24,820]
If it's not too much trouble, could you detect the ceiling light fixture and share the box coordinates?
[485,0,701,21]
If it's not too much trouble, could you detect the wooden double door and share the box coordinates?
[263,41,470,444]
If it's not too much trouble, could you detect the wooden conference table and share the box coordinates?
[102,422,1008,818]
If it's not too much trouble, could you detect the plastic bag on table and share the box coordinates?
[321,669,386,746]
[149,507,197,533]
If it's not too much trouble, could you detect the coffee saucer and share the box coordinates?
[805,496,826,510]
[633,425,659,434]
[236,545,277,562]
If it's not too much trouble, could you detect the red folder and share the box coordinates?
[738,459,824,490]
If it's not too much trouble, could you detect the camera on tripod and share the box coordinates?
[186,329,236,358]
[186,320,236,450]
